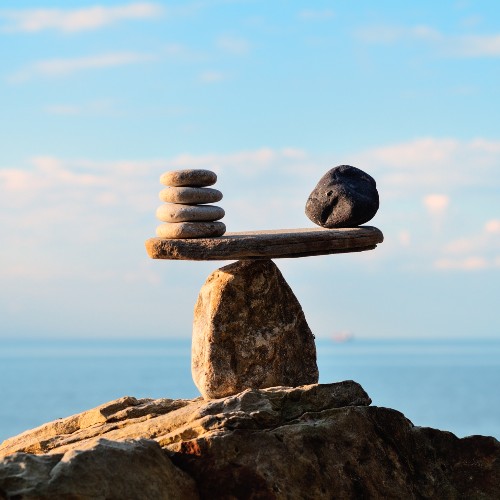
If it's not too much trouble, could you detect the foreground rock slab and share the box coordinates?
[1,381,499,499]
[146,226,383,260]
[0,382,369,458]
[0,439,198,500]
[192,259,319,399]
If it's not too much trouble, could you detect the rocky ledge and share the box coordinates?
[1,381,498,499]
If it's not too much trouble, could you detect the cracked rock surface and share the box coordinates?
[1,381,499,499]
[192,259,319,399]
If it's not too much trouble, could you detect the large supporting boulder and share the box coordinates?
[192,259,318,399]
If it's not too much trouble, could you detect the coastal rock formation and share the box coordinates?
[1,382,499,499]
[191,259,319,399]
[0,439,198,500]
[305,165,379,228]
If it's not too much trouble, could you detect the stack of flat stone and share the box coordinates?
[156,169,226,239]
[147,164,384,401]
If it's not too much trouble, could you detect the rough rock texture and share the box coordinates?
[156,204,225,223]
[1,382,499,499]
[0,439,198,500]
[305,165,380,228]
[156,221,226,239]
[160,169,217,187]
[147,226,384,260]
[192,259,319,399]
[0,382,369,457]
[159,186,223,204]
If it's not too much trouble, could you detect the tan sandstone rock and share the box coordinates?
[1,382,499,499]
[0,382,369,458]
[191,259,319,399]
[0,438,198,500]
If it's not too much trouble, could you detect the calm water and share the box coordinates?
[1,338,499,443]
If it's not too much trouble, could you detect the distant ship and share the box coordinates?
[331,331,354,343]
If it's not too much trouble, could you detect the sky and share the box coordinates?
[0,0,499,340]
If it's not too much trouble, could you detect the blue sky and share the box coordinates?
[0,0,499,339]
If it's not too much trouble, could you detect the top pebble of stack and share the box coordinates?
[160,169,217,187]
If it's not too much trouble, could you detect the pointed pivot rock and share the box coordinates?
[305,165,379,228]
[192,259,318,399]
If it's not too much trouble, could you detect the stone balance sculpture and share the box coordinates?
[156,169,226,239]
[146,166,383,399]
[4,170,498,499]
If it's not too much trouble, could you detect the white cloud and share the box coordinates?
[352,137,500,197]
[422,194,450,234]
[0,3,163,33]
[444,220,500,255]
[398,230,411,247]
[45,100,114,116]
[164,43,207,62]
[451,34,500,57]
[485,219,500,234]
[348,136,500,270]
[0,155,159,212]
[356,23,500,57]
[167,147,279,173]
[298,9,334,21]
[44,104,81,115]
[1,139,499,278]
[355,24,441,44]
[281,148,307,160]
[199,70,227,83]
[434,256,488,270]
[9,52,156,82]
[216,36,251,55]
[423,194,450,216]
[0,148,315,247]
[436,217,500,271]
[444,237,478,255]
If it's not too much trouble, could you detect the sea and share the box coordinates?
[1,338,499,443]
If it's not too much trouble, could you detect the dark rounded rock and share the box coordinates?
[305,165,379,228]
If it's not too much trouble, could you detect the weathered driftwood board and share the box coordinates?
[145,226,383,261]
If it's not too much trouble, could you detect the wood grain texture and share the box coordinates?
[145,226,383,261]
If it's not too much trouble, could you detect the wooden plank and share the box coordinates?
[145,226,383,261]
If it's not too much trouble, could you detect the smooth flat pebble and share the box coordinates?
[156,204,225,223]
[159,186,223,204]
[156,221,226,239]
[160,169,217,187]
